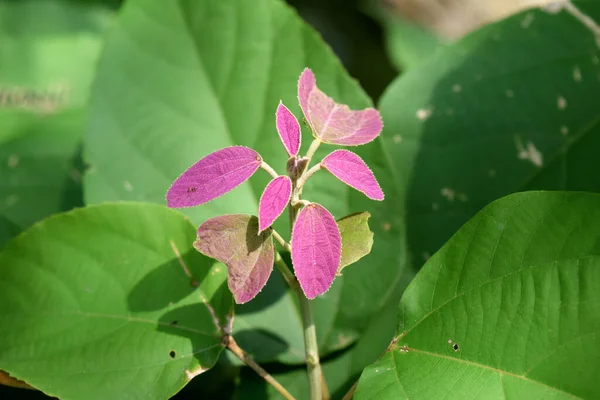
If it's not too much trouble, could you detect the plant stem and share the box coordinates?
[225,335,296,400]
[271,229,292,253]
[295,164,322,190]
[298,293,323,400]
[260,161,279,178]
[274,252,299,290]
[305,138,322,164]
[274,239,323,400]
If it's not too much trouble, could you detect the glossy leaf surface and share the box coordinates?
[195,214,274,304]
[355,192,600,400]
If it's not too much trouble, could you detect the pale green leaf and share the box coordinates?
[0,203,232,400]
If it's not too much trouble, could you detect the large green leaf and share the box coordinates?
[0,203,232,400]
[379,2,600,268]
[355,191,600,399]
[0,0,112,247]
[84,0,404,363]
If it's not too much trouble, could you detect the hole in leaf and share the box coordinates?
[453,344,459,352]
[187,187,197,193]
[169,350,176,358]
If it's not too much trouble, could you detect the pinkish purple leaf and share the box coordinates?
[321,150,384,201]
[276,102,301,157]
[194,214,274,304]
[258,176,292,233]
[166,146,261,208]
[291,203,341,299]
[297,68,383,146]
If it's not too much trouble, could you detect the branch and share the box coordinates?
[225,336,296,400]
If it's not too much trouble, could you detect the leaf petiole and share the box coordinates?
[260,161,279,178]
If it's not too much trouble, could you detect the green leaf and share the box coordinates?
[84,0,405,363]
[0,0,112,247]
[355,191,600,400]
[367,3,444,71]
[0,203,233,400]
[378,2,600,269]
[337,212,374,273]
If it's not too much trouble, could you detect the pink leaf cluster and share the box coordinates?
[166,68,385,303]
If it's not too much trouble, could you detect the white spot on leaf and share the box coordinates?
[441,187,455,201]
[521,13,535,28]
[393,134,402,144]
[452,84,462,93]
[416,108,432,121]
[573,66,582,82]
[516,137,543,167]
[557,96,567,110]
[506,90,514,98]
[382,222,391,232]
[185,366,209,381]
[561,126,569,135]
[124,180,133,191]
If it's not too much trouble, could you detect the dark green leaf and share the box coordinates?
[0,203,232,399]
[355,192,600,399]
[379,2,600,269]
[0,0,112,247]
[84,0,405,363]
[337,212,374,273]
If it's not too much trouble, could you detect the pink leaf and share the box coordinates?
[166,146,261,208]
[297,68,383,146]
[258,176,292,233]
[298,68,316,123]
[194,215,274,304]
[276,102,301,157]
[321,150,384,201]
[291,203,341,299]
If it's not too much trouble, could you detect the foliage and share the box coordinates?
[0,0,599,399]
